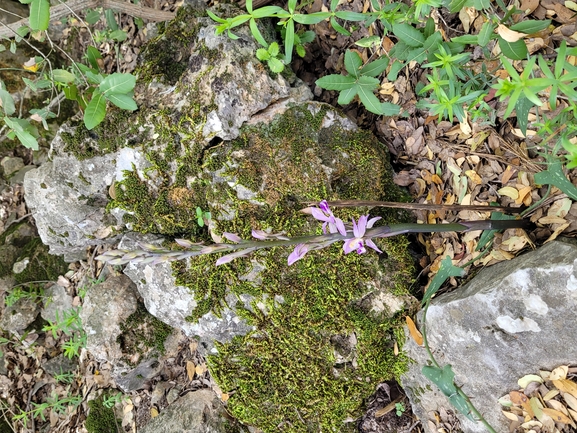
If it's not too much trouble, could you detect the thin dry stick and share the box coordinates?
[0,0,175,39]
[305,200,526,214]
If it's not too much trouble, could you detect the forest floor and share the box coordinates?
[1,0,577,431]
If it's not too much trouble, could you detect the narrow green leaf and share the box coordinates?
[249,18,267,47]
[29,0,50,31]
[288,0,297,13]
[206,9,227,24]
[510,19,551,34]
[104,9,118,31]
[84,90,107,130]
[14,129,39,150]
[424,17,435,38]
[245,0,253,13]
[478,21,494,47]
[337,85,358,105]
[360,57,389,77]
[284,19,295,63]
[251,6,285,18]
[389,41,411,61]
[99,73,136,95]
[477,211,514,251]
[534,161,577,201]
[451,35,478,45]
[498,37,527,60]
[422,33,443,52]
[105,93,137,111]
[334,11,366,21]
[330,16,350,36]
[293,13,330,24]
[315,74,356,91]
[392,23,424,48]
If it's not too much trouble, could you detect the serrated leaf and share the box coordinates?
[534,161,577,201]
[84,90,107,130]
[356,83,383,115]
[267,57,284,73]
[478,21,494,47]
[29,0,50,31]
[256,48,269,61]
[510,20,551,34]
[360,57,389,77]
[105,93,137,111]
[268,42,279,57]
[99,73,136,95]
[380,102,400,116]
[316,74,356,91]
[498,37,528,60]
[389,41,411,61]
[337,85,358,105]
[392,23,424,48]
[344,50,362,77]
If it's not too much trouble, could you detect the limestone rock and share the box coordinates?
[23,3,310,260]
[79,274,139,364]
[139,389,242,433]
[119,233,254,353]
[0,297,39,333]
[41,284,73,323]
[401,239,577,433]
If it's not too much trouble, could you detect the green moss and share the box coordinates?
[12,237,69,284]
[85,395,118,433]
[168,105,416,432]
[117,301,173,358]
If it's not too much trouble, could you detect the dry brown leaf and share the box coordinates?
[562,392,577,412]
[221,393,229,402]
[543,222,571,243]
[502,410,520,421]
[553,380,577,399]
[542,408,573,424]
[186,360,195,381]
[543,389,560,401]
[406,316,423,346]
[550,366,568,380]
[497,24,526,42]
[195,363,207,376]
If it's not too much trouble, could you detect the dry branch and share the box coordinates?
[0,0,176,39]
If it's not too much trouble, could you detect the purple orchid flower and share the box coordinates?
[310,200,347,236]
[343,215,382,255]
[287,243,309,265]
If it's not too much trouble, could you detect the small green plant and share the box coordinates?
[53,370,77,384]
[102,392,128,408]
[315,50,400,116]
[395,402,405,416]
[13,390,82,428]
[195,207,212,227]
[42,307,87,358]
[4,284,45,308]
[256,42,284,73]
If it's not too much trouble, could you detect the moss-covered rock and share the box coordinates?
[85,395,118,433]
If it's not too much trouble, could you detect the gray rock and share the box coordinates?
[401,239,577,433]
[1,157,24,179]
[79,274,139,364]
[119,233,254,354]
[115,358,163,393]
[42,354,78,377]
[9,165,37,185]
[139,389,237,433]
[0,297,39,333]
[41,284,73,323]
